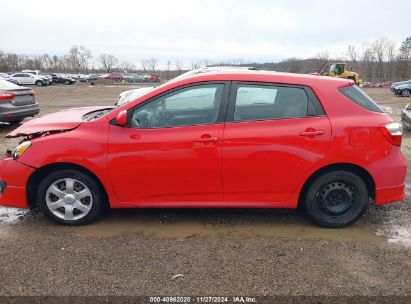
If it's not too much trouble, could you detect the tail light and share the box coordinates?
[379,122,403,146]
[31,90,36,96]
[0,92,16,102]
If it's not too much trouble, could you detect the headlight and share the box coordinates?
[12,141,32,159]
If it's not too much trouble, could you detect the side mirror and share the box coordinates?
[116,110,128,126]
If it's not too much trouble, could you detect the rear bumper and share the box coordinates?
[375,184,405,206]
[0,158,34,208]
[370,147,407,205]
[0,104,40,122]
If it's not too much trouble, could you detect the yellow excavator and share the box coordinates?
[322,62,363,85]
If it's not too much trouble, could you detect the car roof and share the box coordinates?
[168,70,352,87]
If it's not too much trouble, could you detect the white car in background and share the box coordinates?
[22,70,51,85]
[116,87,154,106]
[11,73,45,86]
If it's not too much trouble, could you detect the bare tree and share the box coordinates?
[191,61,201,70]
[66,45,92,73]
[386,41,397,80]
[398,36,411,79]
[98,53,118,73]
[148,58,158,71]
[313,52,329,72]
[174,59,183,71]
[279,57,302,73]
[141,59,150,72]
[119,61,135,72]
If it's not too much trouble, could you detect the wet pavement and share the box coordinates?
[0,86,410,297]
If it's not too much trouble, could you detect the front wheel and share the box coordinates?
[37,169,105,225]
[303,170,369,228]
[35,80,43,86]
[402,89,411,97]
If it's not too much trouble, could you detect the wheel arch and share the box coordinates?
[26,162,109,209]
[298,162,376,207]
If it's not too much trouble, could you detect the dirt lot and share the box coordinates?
[0,85,410,299]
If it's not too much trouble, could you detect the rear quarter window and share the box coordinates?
[339,85,382,113]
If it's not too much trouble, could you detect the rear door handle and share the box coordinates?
[299,130,325,137]
[195,136,220,143]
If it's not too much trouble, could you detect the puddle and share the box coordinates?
[53,211,386,243]
[0,207,28,224]
[376,207,411,247]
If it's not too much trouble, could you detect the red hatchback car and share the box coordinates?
[0,71,407,227]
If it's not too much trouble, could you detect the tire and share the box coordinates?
[303,170,369,228]
[402,89,411,97]
[37,169,105,225]
[35,80,43,86]
[64,80,70,85]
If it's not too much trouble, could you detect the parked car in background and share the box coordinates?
[0,73,20,85]
[22,70,50,86]
[116,87,154,106]
[391,79,411,91]
[392,83,411,97]
[0,78,39,124]
[11,73,45,86]
[104,73,124,81]
[149,74,159,82]
[53,75,76,85]
[79,74,99,82]
[40,74,53,85]
[401,104,411,129]
[88,74,99,81]
[126,74,146,83]
[0,71,406,227]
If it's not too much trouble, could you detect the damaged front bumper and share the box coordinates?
[0,158,35,208]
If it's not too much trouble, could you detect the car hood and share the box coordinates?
[6,106,111,138]
[395,84,411,89]
[393,81,410,86]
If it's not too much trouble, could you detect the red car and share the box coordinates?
[104,73,124,81]
[0,71,406,227]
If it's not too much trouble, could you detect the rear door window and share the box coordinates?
[339,85,382,112]
[233,84,310,121]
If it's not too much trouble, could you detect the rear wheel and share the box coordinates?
[303,170,369,228]
[37,169,105,225]
[64,80,70,85]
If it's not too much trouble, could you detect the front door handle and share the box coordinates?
[299,130,325,137]
[195,136,220,143]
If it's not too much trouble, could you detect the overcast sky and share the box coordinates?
[0,0,410,68]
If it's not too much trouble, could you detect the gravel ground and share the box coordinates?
[0,84,410,299]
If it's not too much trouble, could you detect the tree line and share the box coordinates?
[0,36,410,81]
[243,37,411,82]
